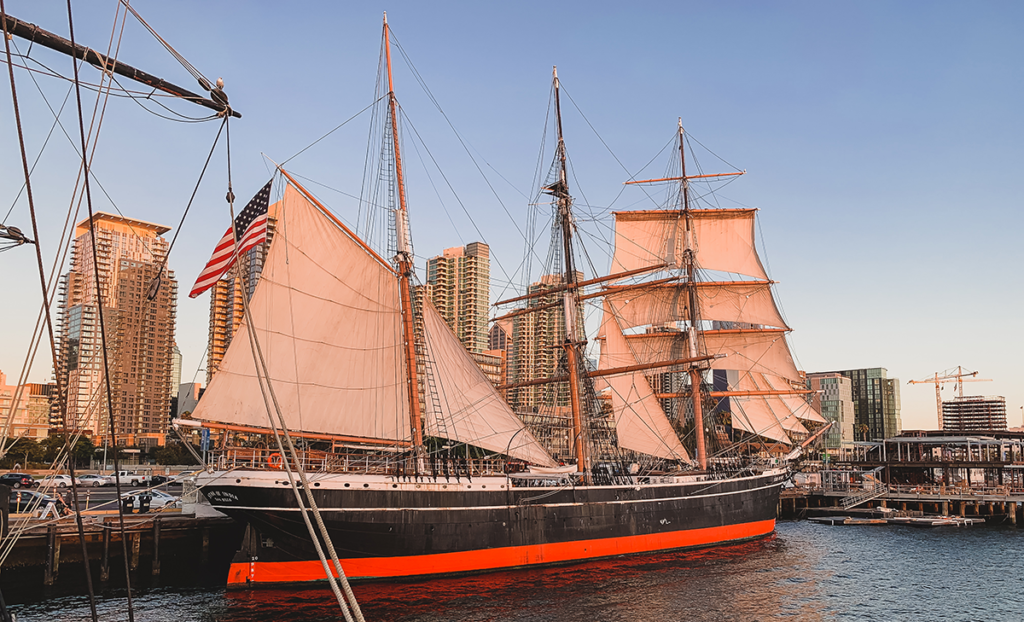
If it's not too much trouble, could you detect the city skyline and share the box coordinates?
[1,1,1022,431]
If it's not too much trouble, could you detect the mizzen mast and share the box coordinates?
[383,13,425,459]
[546,66,588,475]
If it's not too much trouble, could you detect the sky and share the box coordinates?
[1,1,1022,431]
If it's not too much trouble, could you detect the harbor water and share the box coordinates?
[9,520,1024,621]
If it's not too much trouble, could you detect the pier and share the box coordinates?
[783,430,1024,524]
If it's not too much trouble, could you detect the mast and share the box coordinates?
[383,14,425,459]
[548,67,587,475]
[679,120,709,470]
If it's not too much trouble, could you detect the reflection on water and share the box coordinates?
[10,521,1024,621]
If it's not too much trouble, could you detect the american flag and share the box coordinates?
[189,179,273,298]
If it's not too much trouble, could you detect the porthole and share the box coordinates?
[392,484,398,488]
[235,479,241,484]
[363,483,369,488]
[344,483,350,488]
[314,482,320,487]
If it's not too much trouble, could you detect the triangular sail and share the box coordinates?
[193,184,412,441]
[421,302,556,467]
[598,302,690,461]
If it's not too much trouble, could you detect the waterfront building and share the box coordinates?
[942,395,1007,432]
[823,368,901,441]
[0,370,54,440]
[806,372,856,454]
[426,242,490,354]
[56,213,177,447]
[205,197,279,384]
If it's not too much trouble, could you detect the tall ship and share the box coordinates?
[192,17,824,588]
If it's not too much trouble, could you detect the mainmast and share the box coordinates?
[546,67,588,475]
[383,14,425,460]
[678,120,709,470]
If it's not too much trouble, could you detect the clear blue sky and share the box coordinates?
[2,1,1022,430]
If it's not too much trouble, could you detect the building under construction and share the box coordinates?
[942,396,1007,432]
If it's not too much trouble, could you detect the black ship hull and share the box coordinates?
[200,468,788,587]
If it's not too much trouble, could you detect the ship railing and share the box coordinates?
[210,447,510,477]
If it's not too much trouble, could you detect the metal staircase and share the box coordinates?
[841,468,888,509]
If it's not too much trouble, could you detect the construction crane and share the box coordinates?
[907,366,992,429]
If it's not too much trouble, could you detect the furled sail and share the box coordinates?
[193,184,412,441]
[611,209,767,280]
[420,301,556,467]
[604,280,789,332]
[598,302,691,461]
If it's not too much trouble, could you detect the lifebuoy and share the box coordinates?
[268,453,283,470]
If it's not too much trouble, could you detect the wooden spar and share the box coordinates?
[384,15,425,455]
[183,420,411,446]
[492,276,682,323]
[656,389,815,399]
[1,13,240,118]
[623,171,745,185]
[278,169,396,275]
[496,354,717,391]
[493,263,669,307]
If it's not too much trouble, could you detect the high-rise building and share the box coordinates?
[170,343,182,396]
[506,273,582,412]
[0,370,54,440]
[56,213,177,447]
[206,197,279,384]
[806,372,856,451]
[824,368,901,441]
[426,242,490,354]
[942,395,1007,432]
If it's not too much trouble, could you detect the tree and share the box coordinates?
[155,441,201,466]
[857,423,870,442]
[39,434,96,469]
[1,437,44,469]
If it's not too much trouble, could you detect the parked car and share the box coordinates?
[115,471,151,487]
[0,473,37,489]
[9,489,57,513]
[39,474,82,489]
[168,470,197,487]
[150,475,169,486]
[79,474,113,488]
[120,489,179,512]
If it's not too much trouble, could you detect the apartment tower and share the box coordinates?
[57,213,177,448]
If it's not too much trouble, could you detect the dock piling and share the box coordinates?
[152,518,161,577]
[100,525,110,582]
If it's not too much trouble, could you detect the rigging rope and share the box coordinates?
[65,2,136,618]
[225,119,365,622]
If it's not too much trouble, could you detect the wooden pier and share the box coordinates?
[0,506,244,595]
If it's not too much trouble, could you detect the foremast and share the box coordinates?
[545,67,588,476]
[624,120,746,470]
[383,14,425,462]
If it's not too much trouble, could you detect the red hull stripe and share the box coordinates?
[228,518,775,586]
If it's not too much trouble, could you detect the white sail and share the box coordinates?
[760,373,827,424]
[598,302,691,461]
[421,302,556,467]
[611,209,767,280]
[193,184,412,442]
[729,397,799,443]
[625,329,801,383]
[604,280,789,331]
